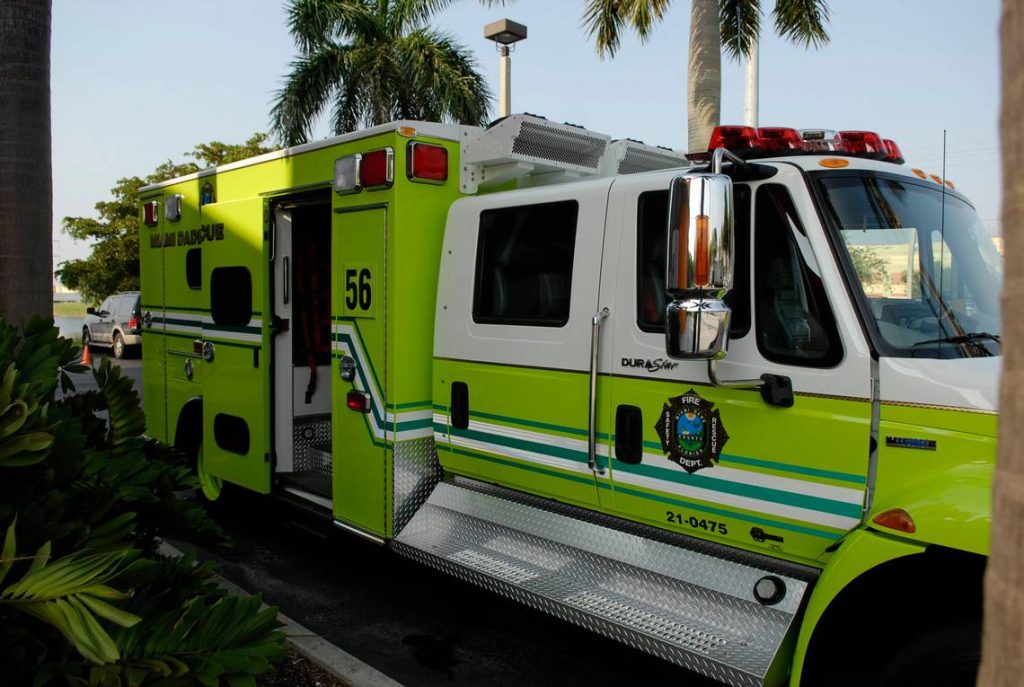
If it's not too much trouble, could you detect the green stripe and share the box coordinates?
[395,417,433,431]
[719,454,867,485]
[442,444,838,540]
[448,445,605,489]
[389,400,433,410]
[447,424,588,464]
[469,409,610,440]
[452,421,861,517]
[611,484,842,540]
[616,462,863,518]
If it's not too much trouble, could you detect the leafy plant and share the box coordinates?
[0,318,286,686]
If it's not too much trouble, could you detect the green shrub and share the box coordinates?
[0,318,286,686]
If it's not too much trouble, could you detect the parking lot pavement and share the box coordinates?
[64,349,144,400]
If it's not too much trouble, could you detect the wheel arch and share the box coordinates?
[795,530,985,685]
[174,396,204,457]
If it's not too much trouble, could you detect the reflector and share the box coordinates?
[872,508,916,533]
[347,390,371,413]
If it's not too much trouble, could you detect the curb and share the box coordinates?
[158,542,403,687]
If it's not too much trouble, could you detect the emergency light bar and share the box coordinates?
[707,125,906,165]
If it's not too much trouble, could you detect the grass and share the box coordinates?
[53,301,89,317]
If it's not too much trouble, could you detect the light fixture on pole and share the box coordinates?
[484,18,527,118]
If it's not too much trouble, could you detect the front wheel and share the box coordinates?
[196,444,223,501]
[876,621,980,687]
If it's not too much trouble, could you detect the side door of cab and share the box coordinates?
[433,180,613,511]
[600,168,873,564]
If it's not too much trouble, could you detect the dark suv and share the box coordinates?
[83,292,142,359]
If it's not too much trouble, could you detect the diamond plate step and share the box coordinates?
[392,482,814,687]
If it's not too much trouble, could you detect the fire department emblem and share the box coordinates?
[655,390,729,474]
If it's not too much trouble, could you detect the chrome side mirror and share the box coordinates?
[665,173,734,359]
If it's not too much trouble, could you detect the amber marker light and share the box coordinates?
[694,214,710,286]
[819,158,849,168]
[872,508,916,533]
[911,168,928,179]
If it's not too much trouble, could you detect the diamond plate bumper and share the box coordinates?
[393,482,814,687]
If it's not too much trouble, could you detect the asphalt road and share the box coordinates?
[85,353,721,687]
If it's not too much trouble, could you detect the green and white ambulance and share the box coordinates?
[139,116,999,686]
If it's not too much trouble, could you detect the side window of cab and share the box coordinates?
[754,184,842,366]
[636,185,751,337]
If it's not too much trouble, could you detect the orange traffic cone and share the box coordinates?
[81,342,92,366]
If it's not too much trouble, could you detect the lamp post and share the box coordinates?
[484,19,528,118]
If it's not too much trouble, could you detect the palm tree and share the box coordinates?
[0,0,53,323]
[978,1,1023,683]
[582,0,830,152]
[272,0,499,146]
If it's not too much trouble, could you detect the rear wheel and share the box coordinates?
[196,444,223,501]
[112,332,126,359]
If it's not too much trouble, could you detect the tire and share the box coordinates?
[112,332,126,359]
[876,621,980,687]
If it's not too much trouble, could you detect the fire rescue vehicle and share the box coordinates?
[138,116,998,686]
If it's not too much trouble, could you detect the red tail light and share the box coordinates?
[883,139,905,165]
[839,131,887,159]
[142,201,159,226]
[407,142,448,182]
[128,317,140,331]
[758,127,803,153]
[347,390,371,413]
[360,148,394,188]
[708,125,762,154]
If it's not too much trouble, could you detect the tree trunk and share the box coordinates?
[978,1,1024,684]
[686,0,721,153]
[0,0,53,324]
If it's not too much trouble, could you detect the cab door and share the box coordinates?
[600,170,873,564]
[433,182,612,511]
[331,206,388,536]
[199,196,272,494]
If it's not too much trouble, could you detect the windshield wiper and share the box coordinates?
[912,332,1001,347]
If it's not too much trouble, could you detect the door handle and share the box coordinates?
[450,382,469,430]
[588,307,610,474]
[615,405,643,465]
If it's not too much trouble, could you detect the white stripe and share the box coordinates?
[164,324,203,337]
[467,417,588,455]
[639,451,864,505]
[613,469,859,530]
[449,434,593,476]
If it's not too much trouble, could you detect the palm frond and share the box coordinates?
[399,29,492,125]
[582,0,628,58]
[271,44,350,145]
[719,0,761,60]
[287,0,377,53]
[772,0,829,49]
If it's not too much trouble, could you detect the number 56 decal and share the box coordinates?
[343,264,375,318]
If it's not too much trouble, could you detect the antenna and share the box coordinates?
[939,129,947,335]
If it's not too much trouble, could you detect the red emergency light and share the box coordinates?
[407,142,448,183]
[707,125,905,165]
[757,127,803,153]
[837,131,887,160]
[883,139,905,165]
[360,148,394,188]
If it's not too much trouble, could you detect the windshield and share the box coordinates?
[815,172,1002,358]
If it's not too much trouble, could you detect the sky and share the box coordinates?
[51,0,1002,271]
